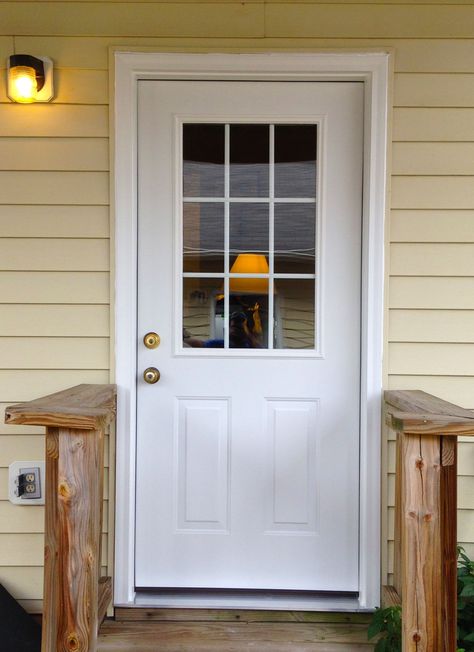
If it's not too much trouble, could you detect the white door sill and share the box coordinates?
[124,590,367,612]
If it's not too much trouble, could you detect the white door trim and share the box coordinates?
[113,51,389,610]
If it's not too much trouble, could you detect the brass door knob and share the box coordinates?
[143,367,160,384]
[144,332,160,349]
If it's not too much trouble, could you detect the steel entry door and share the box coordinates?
[135,80,363,591]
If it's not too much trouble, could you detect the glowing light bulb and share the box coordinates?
[9,65,37,103]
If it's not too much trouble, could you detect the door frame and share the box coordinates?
[113,51,389,610]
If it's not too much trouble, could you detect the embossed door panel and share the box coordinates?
[136,81,363,591]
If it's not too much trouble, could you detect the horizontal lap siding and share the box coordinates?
[0,5,114,609]
[1,0,474,608]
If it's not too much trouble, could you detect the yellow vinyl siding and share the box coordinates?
[0,305,109,337]
[1,0,474,609]
[0,139,109,172]
[391,210,474,240]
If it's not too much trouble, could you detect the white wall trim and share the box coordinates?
[114,51,388,609]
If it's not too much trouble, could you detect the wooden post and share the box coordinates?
[400,432,443,650]
[5,384,116,652]
[384,390,474,652]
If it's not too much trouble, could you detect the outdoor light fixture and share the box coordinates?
[7,54,54,103]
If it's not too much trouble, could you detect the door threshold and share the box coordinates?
[129,589,364,612]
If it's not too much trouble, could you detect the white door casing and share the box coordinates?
[113,52,388,610]
[136,80,362,591]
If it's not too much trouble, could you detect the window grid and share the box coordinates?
[182,122,317,351]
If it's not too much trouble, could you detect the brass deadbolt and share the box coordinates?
[144,332,160,349]
[143,367,160,384]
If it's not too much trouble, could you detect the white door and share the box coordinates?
[135,80,363,592]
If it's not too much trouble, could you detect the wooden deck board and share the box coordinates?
[98,620,374,651]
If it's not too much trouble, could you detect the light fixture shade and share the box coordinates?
[230,253,269,294]
[7,54,54,103]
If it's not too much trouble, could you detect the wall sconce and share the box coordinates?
[7,54,54,103]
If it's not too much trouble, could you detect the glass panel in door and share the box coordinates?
[182,123,318,351]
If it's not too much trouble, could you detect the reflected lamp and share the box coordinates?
[7,55,54,103]
[230,253,269,294]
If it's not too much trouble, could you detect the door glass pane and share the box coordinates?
[183,203,225,273]
[183,124,225,197]
[181,122,318,353]
[274,279,315,350]
[183,278,225,347]
[230,203,269,267]
[229,280,269,349]
[274,204,315,274]
[275,125,317,198]
[230,124,269,197]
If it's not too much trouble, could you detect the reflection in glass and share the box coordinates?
[274,204,315,274]
[228,279,269,349]
[183,278,224,347]
[274,279,315,349]
[182,277,269,349]
[183,203,225,273]
[230,203,269,267]
[183,124,225,197]
[230,125,269,197]
[275,125,317,198]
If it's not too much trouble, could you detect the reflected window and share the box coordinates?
[181,122,318,351]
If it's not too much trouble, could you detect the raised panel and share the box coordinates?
[177,398,230,530]
[265,399,318,533]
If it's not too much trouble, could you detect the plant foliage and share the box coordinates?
[367,547,474,651]
[367,605,401,652]
[458,546,474,651]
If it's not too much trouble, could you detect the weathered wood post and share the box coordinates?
[385,390,474,652]
[5,384,116,652]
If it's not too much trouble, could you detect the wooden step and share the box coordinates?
[98,620,375,651]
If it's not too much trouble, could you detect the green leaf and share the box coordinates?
[375,638,388,652]
[460,583,474,597]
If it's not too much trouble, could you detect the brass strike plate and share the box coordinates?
[144,332,160,349]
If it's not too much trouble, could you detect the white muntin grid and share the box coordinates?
[181,121,319,353]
